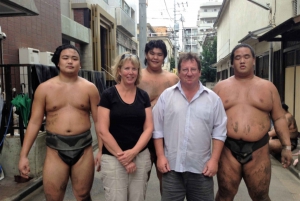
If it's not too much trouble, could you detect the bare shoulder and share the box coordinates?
[163,70,179,84]
[36,77,57,90]
[34,77,58,98]
[78,77,99,92]
[255,76,277,91]
[213,77,233,94]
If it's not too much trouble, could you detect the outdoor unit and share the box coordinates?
[40,51,54,66]
[19,47,40,64]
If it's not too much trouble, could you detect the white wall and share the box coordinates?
[216,0,295,70]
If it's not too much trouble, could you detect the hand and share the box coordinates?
[125,161,136,174]
[281,149,293,168]
[156,156,170,173]
[94,150,102,172]
[19,157,30,179]
[202,158,218,177]
[117,149,137,166]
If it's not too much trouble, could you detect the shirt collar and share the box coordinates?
[175,80,209,95]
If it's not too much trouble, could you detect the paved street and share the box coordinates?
[22,149,300,201]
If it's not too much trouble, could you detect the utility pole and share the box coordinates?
[174,0,178,69]
[139,0,147,68]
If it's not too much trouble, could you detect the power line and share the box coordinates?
[163,0,173,21]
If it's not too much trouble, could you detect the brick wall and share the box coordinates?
[73,8,93,70]
[74,9,85,26]
[73,8,90,28]
[0,0,62,64]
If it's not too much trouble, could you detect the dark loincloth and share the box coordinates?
[225,133,269,164]
[46,130,92,166]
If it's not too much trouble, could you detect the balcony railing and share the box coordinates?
[116,7,136,37]
[148,33,171,37]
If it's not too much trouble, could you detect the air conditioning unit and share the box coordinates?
[19,47,40,64]
[40,52,55,66]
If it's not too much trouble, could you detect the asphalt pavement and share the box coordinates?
[19,148,300,201]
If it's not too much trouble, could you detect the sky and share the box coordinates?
[146,0,223,28]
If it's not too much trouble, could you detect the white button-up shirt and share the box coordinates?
[153,81,227,173]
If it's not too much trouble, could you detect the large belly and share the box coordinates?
[226,105,271,141]
[46,109,91,135]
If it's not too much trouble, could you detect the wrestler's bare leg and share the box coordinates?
[243,144,271,201]
[269,139,282,154]
[215,146,242,201]
[71,145,94,201]
[43,147,70,201]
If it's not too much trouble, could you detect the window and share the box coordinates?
[123,1,130,15]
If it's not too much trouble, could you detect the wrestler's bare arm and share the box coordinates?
[19,82,48,177]
[87,83,102,171]
[269,83,290,147]
[21,82,47,156]
[269,82,293,167]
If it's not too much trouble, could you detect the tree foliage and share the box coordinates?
[170,57,175,71]
[200,36,217,85]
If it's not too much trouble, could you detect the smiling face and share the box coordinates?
[232,47,255,77]
[119,60,139,86]
[145,48,165,71]
[179,59,201,87]
[57,48,80,75]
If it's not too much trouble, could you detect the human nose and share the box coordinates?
[128,68,134,73]
[186,69,193,75]
[240,57,245,63]
[67,58,73,63]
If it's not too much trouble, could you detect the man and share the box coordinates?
[153,52,227,201]
[138,39,179,192]
[269,103,299,153]
[18,44,101,201]
[214,44,293,201]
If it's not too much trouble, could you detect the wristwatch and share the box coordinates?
[282,145,292,151]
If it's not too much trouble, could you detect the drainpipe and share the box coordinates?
[269,42,273,82]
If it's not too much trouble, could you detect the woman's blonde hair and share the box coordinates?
[112,52,141,85]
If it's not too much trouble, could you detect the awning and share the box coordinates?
[0,0,39,17]
[258,15,300,42]
[239,25,273,44]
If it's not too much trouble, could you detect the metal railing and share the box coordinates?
[0,64,35,147]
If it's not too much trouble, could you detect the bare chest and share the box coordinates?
[45,88,90,112]
[139,78,173,100]
[220,85,273,112]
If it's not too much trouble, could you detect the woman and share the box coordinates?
[97,52,153,201]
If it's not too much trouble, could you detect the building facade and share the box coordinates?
[182,27,199,54]
[64,0,138,85]
[197,1,222,55]
[214,0,300,126]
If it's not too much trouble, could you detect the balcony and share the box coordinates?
[116,7,135,37]
[148,33,171,37]
[184,33,198,38]
[199,11,218,19]
[185,39,198,45]
[198,22,214,30]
